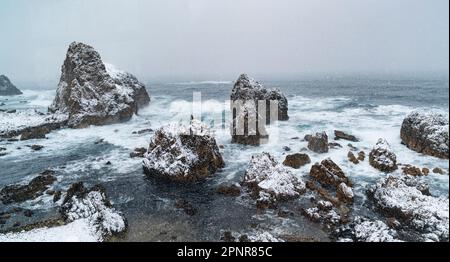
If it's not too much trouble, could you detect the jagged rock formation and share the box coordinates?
[400,111,449,159]
[369,139,398,172]
[0,75,22,96]
[309,158,351,187]
[230,74,288,145]
[142,119,224,182]
[242,152,306,208]
[367,175,448,242]
[48,42,150,128]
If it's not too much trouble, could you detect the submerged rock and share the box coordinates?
[400,111,449,159]
[0,170,56,204]
[334,130,359,142]
[432,167,445,175]
[49,42,150,128]
[307,132,329,153]
[242,152,306,208]
[368,175,448,242]
[143,119,224,182]
[0,75,22,96]
[369,139,397,172]
[61,182,127,239]
[216,183,241,197]
[282,153,311,169]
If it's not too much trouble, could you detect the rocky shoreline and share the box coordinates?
[0,42,449,242]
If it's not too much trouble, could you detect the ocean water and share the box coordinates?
[0,76,449,241]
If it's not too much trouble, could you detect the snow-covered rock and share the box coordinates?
[61,182,127,240]
[0,110,67,139]
[368,175,449,242]
[401,111,449,159]
[242,152,306,208]
[143,119,224,182]
[334,216,401,242]
[231,74,288,121]
[0,75,22,96]
[369,139,398,172]
[49,42,150,128]
[221,230,284,242]
[303,200,341,227]
[336,182,354,203]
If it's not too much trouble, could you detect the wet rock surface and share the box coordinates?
[307,132,329,153]
[334,130,359,142]
[0,170,56,204]
[282,153,311,169]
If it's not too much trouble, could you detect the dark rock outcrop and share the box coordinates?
[334,130,359,142]
[0,75,22,96]
[48,42,150,128]
[130,147,147,158]
[307,132,329,153]
[143,119,224,182]
[282,153,311,169]
[369,139,397,172]
[309,158,351,187]
[0,170,56,204]
[216,183,241,197]
[400,111,449,159]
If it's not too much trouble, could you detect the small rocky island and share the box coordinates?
[49,42,150,128]
[0,75,22,96]
[230,74,289,145]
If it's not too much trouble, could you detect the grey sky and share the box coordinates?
[0,0,448,83]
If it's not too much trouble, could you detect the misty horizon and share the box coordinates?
[1,0,449,84]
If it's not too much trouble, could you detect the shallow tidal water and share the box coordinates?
[0,76,449,241]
